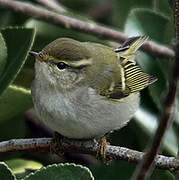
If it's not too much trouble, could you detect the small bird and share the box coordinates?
[29,36,157,144]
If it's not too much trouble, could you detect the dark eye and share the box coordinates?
[56,62,68,70]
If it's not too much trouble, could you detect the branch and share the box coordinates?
[0,138,179,171]
[174,0,179,39]
[33,0,67,13]
[132,0,179,179]
[177,152,179,180]
[0,0,174,58]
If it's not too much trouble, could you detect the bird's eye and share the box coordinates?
[56,62,68,70]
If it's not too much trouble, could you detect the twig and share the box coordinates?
[0,138,179,171]
[132,0,179,179]
[174,4,179,180]
[0,0,174,58]
[174,0,179,39]
[176,152,179,180]
[0,138,51,152]
[33,0,67,13]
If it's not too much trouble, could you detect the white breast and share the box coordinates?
[31,79,140,139]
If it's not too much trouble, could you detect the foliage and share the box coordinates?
[0,0,178,179]
[0,162,94,180]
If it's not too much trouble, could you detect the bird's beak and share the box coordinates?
[29,51,43,62]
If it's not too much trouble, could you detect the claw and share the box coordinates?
[97,137,110,163]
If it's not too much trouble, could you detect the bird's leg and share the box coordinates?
[96,136,110,163]
[50,132,65,157]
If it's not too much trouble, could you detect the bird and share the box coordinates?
[29,36,157,159]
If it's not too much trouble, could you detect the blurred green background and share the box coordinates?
[0,0,178,179]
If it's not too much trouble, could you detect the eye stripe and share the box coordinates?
[46,56,92,69]
[68,59,92,67]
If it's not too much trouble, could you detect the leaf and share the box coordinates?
[91,161,174,180]
[0,11,12,28]
[124,8,173,43]
[0,32,7,76]
[0,10,29,28]
[0,27,35,95]
[154,0,173,17]
[0,85,32,122]
[0,162,16,180]
[5,159,42,174]
[24,163,94,180]
[13,68,34,89]
[112,1,153,29]
[137,52,167,110]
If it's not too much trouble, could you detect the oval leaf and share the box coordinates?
[112,0,152,29]
[92,161,174,180]
[0,32,7,76]
[0,85,32,122]
[124,8,172,42]
[0,162,16,180]
[5,159,42,174]
[155,0,173,17]
[24,163,94,180]
[0,27,35,95]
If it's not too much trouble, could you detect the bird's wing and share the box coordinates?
[104,36,157,100]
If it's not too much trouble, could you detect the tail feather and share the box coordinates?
[115,36,148,55]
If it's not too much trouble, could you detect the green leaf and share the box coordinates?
[0,33,7,76]
[137,52,167,110]
[0,85,32,122]
[0,9,29,28]
[24,163,94,180]
[0,162,16,180]
[154,0,173,17]
[13,68,34,89]
[112,1,152,29]
[5,159,42,174]
[124,8,173,43]
[91,161,174,180]
[0,27,35,95]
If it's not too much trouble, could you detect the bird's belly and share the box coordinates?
[32,86,140,139]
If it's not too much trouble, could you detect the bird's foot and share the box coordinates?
[96,137,110,164]
[50,132,65,157]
